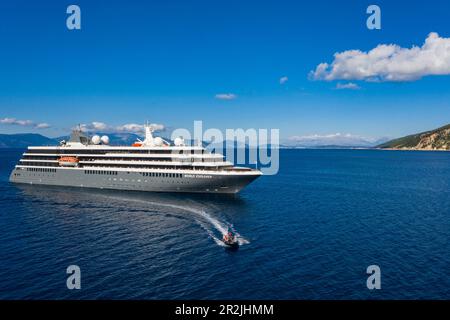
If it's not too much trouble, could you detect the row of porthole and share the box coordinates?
[26,168,56,173]
[104,177,191,184]
[141,172,182,178]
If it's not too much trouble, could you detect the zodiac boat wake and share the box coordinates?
[104,193,250,248]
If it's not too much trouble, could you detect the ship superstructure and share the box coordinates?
[9,125,261,193]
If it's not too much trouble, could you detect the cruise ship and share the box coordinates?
[9,125,262,194]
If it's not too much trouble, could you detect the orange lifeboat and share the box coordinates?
[58,156,79,167]
[132,142,143,147]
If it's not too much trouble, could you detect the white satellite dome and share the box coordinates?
[91,135,101,145]
[100,135,110,145]
[153,137,164,146]
[174,137,185,146]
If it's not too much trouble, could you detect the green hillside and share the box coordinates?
[377,124,450,150]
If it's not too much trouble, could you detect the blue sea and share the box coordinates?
[1,148,450,299]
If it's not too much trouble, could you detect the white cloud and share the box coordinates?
[116,123,165,133]
[0,117,50,129]
[115,123,143,133]
[310,32,450,82]
[15,119,33,126]
[0,118,17,124]
[91,121,108,130]
[36,123,50,129]
[279,76,288,85]
[215,93,237,100]
[148,123,165,131]
[335,82,361,90]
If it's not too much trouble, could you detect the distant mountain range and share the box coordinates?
[2,125,448,150]
[377,124,450,150]
[281,134,389,149]
[0,132,391,149]
[0,133,56,148]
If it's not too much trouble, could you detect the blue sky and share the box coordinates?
[1,0,450,141]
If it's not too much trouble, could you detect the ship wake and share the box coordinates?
[109,194,250,247]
